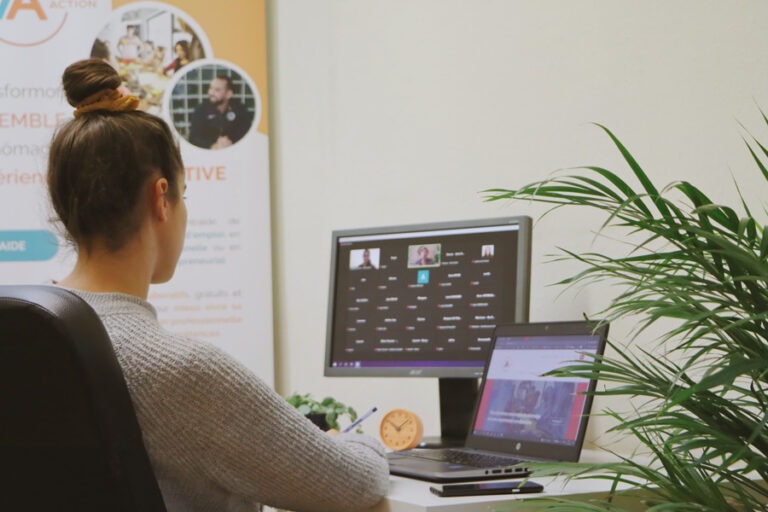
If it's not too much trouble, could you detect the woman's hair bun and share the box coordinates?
[62,58,121,108]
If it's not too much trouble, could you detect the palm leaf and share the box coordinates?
[483,121,768,511]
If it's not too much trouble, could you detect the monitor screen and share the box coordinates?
[473,334,600,446]
[470,323,607,454]
[324,217,532,378]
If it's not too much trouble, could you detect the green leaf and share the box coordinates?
[284,392,360,430]
[485,119,768,511]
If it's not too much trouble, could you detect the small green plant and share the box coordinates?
[286,392,359,432]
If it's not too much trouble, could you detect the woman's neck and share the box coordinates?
[57,242,154,299]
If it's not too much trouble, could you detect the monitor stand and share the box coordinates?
[417,377,480,448]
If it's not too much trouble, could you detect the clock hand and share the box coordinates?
[387,419,401,432]
[396,418,411,429]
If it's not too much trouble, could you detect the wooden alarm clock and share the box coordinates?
[379,408,424,451]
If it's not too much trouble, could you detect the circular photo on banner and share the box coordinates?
[167,60,261,151]
[89,1,212,115]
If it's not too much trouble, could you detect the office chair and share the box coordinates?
[0,285,167,511]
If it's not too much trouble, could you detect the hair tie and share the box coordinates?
[74,89,140,117]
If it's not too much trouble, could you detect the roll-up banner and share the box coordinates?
[0,0,274,384]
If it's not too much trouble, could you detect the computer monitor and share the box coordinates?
[324,216,532,445]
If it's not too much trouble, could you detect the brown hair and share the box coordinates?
[48,59,183,251]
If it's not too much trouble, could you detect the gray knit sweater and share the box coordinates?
[70,290,389,512]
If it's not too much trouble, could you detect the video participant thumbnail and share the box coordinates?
[349,248,380,270]
[407,243,441,268]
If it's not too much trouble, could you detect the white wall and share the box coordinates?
[267,0,768,453]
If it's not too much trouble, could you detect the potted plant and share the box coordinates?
[485,121,768,510]
[286,392,359,432]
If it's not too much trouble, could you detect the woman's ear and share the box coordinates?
[152,177,171,222]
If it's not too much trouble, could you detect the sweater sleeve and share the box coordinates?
[135,337,389,512]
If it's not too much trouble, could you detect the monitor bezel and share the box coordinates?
[324,216,532,378]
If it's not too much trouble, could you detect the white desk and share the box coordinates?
[371,450,641,512]
[371,474,632,512]
[264,450,641,512]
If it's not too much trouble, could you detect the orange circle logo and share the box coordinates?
[0,0,68,47]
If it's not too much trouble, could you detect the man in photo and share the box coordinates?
[350,248,379,270]
[189,75,253,150]
[358,248,377,269]
[117,25,143,63]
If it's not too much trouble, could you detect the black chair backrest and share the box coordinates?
[0,285,166,511]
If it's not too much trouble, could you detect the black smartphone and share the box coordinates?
[430,480,543,497]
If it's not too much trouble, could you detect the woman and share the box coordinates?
[48,58,389,512]
[164,40,190,75]
[414,246,434,266]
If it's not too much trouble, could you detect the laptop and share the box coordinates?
[387,320,609,482]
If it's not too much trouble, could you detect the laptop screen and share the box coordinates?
[466,321,608,462]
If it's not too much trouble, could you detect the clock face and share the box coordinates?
[379,408,424,451]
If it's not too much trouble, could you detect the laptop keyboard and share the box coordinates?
[405,448,522,467]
